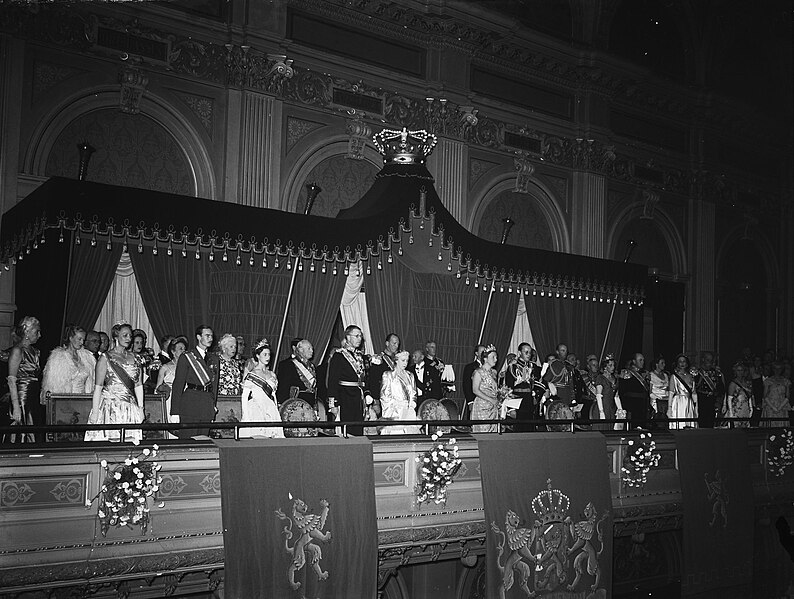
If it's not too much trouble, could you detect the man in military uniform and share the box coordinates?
[327,325,375,436]
[542,344,574,406]
[411,348,443,401]
[696,351,726,428]
[505,343,544,431]
[170,325,219,439]
[277,338,327,421]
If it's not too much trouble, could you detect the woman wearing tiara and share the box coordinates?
[471,345,500,433]
[240,338,284,438]
[379,350,421,435]
[85,322,145,443]
[668,353,698,429]
[589,353,624,431]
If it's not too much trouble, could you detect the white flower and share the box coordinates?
[100,459,108,469]
[131,438,140,446]
[153,444,159,450]
[85,499,93,507]
[143,448,151,456]
[125,458,132,466]
[114,472,122,480]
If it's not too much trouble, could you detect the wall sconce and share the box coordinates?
[304,183,322,215]
[77,142,96,181]
[500,218,515,245]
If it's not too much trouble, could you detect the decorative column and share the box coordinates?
[570,171,606,258]
[688,198,716,354]
[237,91,282,208]
[425,136,467,223]
[0,34,24,347]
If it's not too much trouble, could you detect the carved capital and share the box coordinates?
[514,152,535,193]
[345,115,372,160]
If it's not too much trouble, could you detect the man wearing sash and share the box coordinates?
[619,352,651,429]
[327,325,374,436]
[170,325,219,439]
[695,351,725,428]
[506,343,544,431]
[276,338,327,421]
[542,344,574,406]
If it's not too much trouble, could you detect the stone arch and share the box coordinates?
[281,136,381,216]
[606,202,686,276]
[469,173,570,253]
[25,86,215,198]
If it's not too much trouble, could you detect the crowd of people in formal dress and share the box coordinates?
[1,314,791,442]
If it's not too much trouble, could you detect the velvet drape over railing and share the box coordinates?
[130,250,210,343]
[65,240,123,335]
[525,295,629,363]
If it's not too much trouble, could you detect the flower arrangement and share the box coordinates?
[85,445,163,536]
[766,429,794,477]
[415,432,462,505]
[621,432,661,489]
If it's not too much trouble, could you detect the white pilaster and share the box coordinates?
[238,92,282,208]
[570,171,606,258]
[425,136,467,223]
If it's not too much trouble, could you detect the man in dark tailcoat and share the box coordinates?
[327,325,374,436]
[619,352,651,429]
[410,348,443,401]
[276,338,327,420]
[170,325,219,439]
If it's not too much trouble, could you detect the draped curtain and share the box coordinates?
[94,252,158,351]
[283,266,347,365]
[207,261,291,354]
[65,239,123,334]
[367,257,528,397]
[129,250,211,343]
[507,295,538,357]
[525,296,629,363]
[340,268,375,356]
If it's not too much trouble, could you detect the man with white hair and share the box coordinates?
[276,338,326,421]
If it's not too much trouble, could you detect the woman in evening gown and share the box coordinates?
[472,345,500,433]
[668,354,698,429]
[589,354,624,431]
[725,362,754,428]
[155,336,188,439]
[5,316,42,443]
[240,338,283,438]
[379,350,421,435]
[85,323,145,443]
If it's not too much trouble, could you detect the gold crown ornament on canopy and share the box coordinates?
[373,127,438,165]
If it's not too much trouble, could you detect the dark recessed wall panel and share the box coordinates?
[287,10,426,78]
[610,110,688,153]
[470,66,574,120]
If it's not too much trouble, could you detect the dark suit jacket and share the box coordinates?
[410,360,443,400]
[170,347,219,416]
[462,360,480,404]
[276,357,322,405]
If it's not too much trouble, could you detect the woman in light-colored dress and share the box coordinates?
[240,338,283,438]
[649,355,669,424]
[40,325,96,401]
[472,345,500,433]
[5,316,42,443]
[85,323,144,443]
[380,350,421,435]
[589,354,624,431]
[726,362,753,427]
[761,361,791,427]
[155,336,188,439]
[668,354,698,429]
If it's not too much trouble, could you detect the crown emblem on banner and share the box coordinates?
[373,127,438,164]
[531,478,570,526]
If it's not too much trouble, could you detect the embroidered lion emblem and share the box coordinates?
[275,495,332,592]
[491,510,541,598]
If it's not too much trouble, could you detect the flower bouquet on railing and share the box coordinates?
[621,432,661,489]
[766,429,794,477]
[415,432,462,506]
[85,445,163,536]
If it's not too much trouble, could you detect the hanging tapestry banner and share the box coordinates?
[477,432,613,599]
